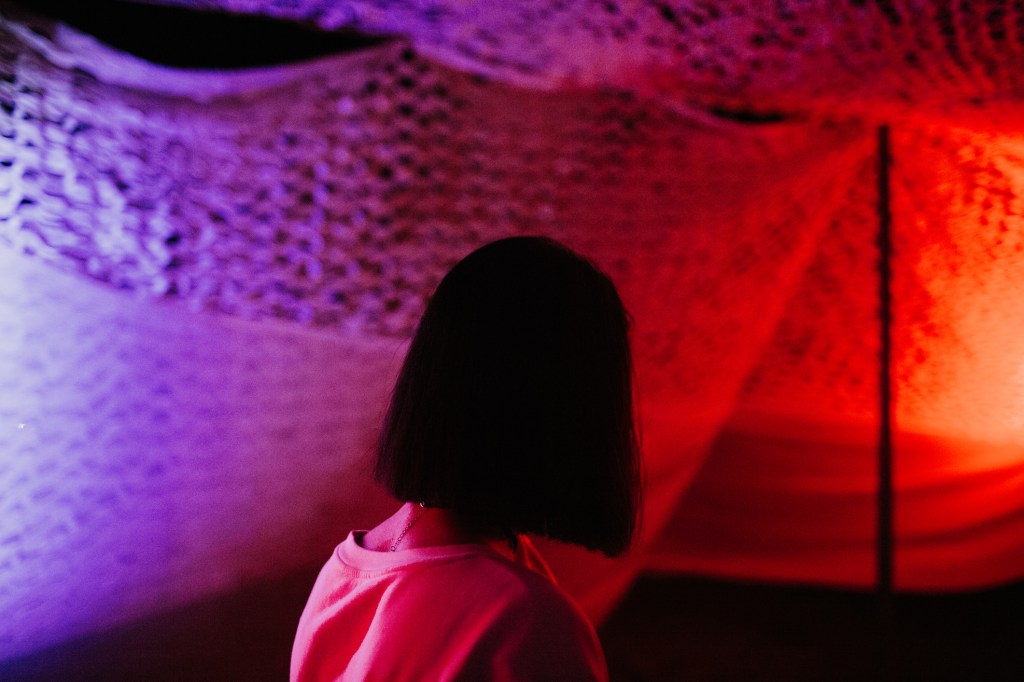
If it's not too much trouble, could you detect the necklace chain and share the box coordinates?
[389,502,427,552]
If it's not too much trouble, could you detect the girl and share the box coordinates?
[291,236,641,681]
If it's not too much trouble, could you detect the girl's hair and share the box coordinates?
[375,236,641,556]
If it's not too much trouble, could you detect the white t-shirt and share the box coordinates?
[291,531,608,681]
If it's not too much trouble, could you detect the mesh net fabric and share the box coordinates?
[657,125,1024,589]
[130,0,1024,128]
[2,0,1024,656]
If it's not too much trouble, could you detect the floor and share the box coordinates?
[3,568,1022,681]
[601,576,1024,681]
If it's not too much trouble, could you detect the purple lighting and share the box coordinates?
[0,248,398,658]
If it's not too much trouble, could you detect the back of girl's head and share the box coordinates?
[375,236,641,556]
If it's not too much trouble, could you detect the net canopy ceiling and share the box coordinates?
[128,0,1024,127]
[2,0,1024,660]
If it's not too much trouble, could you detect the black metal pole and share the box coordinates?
[876,124,894,678]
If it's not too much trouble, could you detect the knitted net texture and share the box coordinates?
[739,124,1024,443]
[4,2,1024,429]
[0,15,868,402]
[134,0,1024,128]
[3,0,1024,657]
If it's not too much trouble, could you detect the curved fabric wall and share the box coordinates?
[144,0,1024,128]
[0,247,401,660]
[647,125,1024,592]
[3,0,1024,662]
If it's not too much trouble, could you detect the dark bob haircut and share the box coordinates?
[375,236,641,556]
